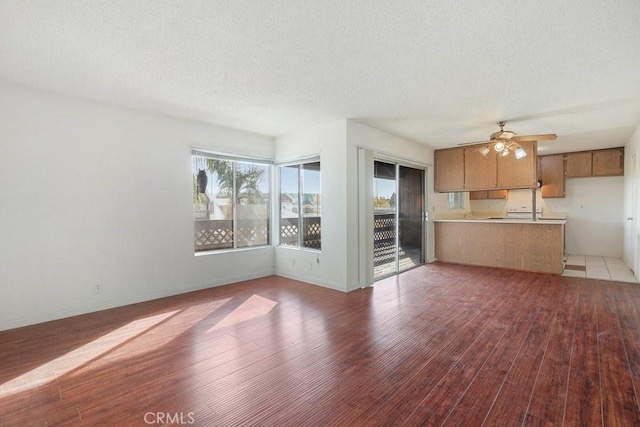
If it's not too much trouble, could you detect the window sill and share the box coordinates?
[277,245,322,254]
[194,245,272,257]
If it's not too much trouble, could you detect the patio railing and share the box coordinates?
[280,217,321,249]
[194,219,269,252]
[195,216,321,252]
[374,213,396,266]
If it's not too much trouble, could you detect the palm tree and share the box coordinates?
[206,159,265,204]
[193,175,209,208]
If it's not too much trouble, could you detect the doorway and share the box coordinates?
[373,161,425,279]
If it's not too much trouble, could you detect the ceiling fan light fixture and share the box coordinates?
[514,146,527,159]
[458,121,556,160]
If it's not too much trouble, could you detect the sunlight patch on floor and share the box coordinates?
[0,310,179,398]
[0,297,239,398]
[207,295,278,332]
[69,299,234,373]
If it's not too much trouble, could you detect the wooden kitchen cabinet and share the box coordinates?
[564,147,624,177]
[565,151,592,177]
[434,141,537,192]
[470,190,508,200]
[435,220,565,274]
[435,144,624,193]
[496,141,538,189]
[592,148,624,176]
[464,146,497,191]
[539,154,565,198]
[434,147,465,192]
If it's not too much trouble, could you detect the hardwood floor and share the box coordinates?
[1,262,640,426]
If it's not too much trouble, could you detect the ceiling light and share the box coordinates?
[473,141,527,160]
[514,146,527,159]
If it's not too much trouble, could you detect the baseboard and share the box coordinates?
[274,270,346,292]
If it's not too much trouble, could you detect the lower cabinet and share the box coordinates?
[435,221,565,274]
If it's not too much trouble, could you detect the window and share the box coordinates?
[192,151,271,253]
[279,160,321,249]
[448,192,465,209]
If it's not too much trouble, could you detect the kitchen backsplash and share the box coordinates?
[470,189,549,214]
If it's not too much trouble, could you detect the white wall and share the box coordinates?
[0,83,276,330]
[623,125,640,275]
[274,120,349,291]
[547,177,624,257]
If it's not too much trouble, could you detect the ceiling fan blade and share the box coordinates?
[456,140,491,146]
[514,134,557,141]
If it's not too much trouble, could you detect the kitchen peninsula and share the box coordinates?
[434,215,567,274]
[433,137,569,274]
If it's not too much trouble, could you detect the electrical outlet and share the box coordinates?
[94,283,101,294]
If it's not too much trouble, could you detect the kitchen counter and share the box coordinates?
[434,218,566,274]
[434,217,567,225]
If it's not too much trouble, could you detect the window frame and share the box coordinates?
[447,192,465,209]
[277,157,321,251]
[192,149,273,254]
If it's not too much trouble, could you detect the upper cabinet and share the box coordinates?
[434,142,538,192]
[592,148,624,176]
[496,141,537,189]
[464,146,497,190]
[434,147,465,192]
[469,190,508,200]
[566,151,592,177]
[434,144,623,194]
[539,154,565,198]
[537,147,624,199]
[565,147,624,178]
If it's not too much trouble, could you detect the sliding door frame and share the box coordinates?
[358,147,431,288]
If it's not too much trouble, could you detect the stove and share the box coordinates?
[506,205,542,219]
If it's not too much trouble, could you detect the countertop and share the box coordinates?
[433,212,567,225]
[433,217,567,225]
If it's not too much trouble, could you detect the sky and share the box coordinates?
[375,177,396,199]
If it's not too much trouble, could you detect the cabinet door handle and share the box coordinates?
[628,217,634,221]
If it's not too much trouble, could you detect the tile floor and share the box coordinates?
[562,254,638,283]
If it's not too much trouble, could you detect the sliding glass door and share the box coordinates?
[373,161,425,279]
[398,165,424,272]
[373,161,397,277]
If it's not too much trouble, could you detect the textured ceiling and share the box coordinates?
[1,0,639,154]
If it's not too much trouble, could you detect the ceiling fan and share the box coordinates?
[458,121,557,159]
